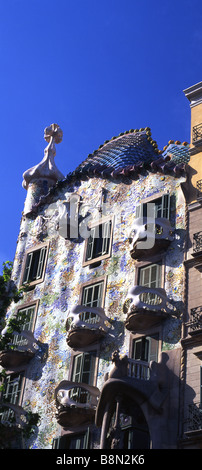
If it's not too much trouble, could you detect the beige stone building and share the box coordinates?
[180,82,202,449]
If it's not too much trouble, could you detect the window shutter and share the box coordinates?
[72,353,83,383]
[23,252,33,284]
[36,246,47,279]
[162,193,170,219]
[136,204,141,218]
[102,220,111,255]
[83,427,90,449]
[86,227,96,261]
[148,335,159,362]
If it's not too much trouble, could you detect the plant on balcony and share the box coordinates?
[0,261,23,331]
[0,311,30,351]
[0,405,40,446]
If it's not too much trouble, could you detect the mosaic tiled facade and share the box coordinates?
[1,84,202,449]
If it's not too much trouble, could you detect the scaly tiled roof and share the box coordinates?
[73,128,159,177]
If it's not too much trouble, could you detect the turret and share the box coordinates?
[22,123,64,215]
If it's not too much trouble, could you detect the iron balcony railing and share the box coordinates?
[188,305,202,333]
[192,123,202,143]
[193,231,202,254]
[186,402,202,433]
[196,179,202,199]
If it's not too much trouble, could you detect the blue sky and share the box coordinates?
[1,0,202,273]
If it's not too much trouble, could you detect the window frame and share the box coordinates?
[132,334,159,363]
[129,328,162,365]
[138,263,162,289]
[79,276,107,306]
[82,216,114,267]
[79,274,107,308]
[20,242,49,287]
[11,300,39,347]
[52,428,90,449]
[137,260,163,307]
[0,372,26,423]
[136,192,171,220]
[69,350,99,405]
[80,278,105,324]
[134,255,165,289]
[69,345,99,388]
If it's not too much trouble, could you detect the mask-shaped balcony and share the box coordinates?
[95,350,169,449]
[129,217,173,259]
[124,285,175,332]
[66,305,110,348]
[54,380,100,428]
[0,402,28,428]
[0,330,37,369]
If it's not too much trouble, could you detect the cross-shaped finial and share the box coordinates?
[44,123,63,144]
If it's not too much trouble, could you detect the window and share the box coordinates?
[70,351,97,404]
[22,244,48,286]
[0,373,24,423]
[52,429,90,449]
[12,303,38,347]
[81,280,104,324]
[136,193,170,220]
[83,218,113,266]
[132,334,159,363]
[138,263,162,305]
[120,413,150,450]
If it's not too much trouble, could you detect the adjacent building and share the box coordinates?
[0,83,201,450]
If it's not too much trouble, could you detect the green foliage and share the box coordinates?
[0,369,7,393]
[0,312,29,351]
[22,411,40,438]
[0,261,23,331]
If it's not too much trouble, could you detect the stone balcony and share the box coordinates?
[66,305,110,348]
[129,217,173,259]
[0,330,37,370]
[95,350,170,449]
[54,380,100,428]
[124,285,176,332]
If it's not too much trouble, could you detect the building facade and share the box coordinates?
[179,82,202,449]
[0,84,201,450]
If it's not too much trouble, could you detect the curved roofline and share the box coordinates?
[22,127,190,217]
